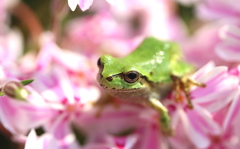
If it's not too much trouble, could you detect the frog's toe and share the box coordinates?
[162,127,174,136]
[159,115,173,136]
[171,75,206,109]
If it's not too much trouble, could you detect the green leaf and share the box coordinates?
[71,124,87,146]
[20,79,34,86]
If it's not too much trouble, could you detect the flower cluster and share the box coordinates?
[0,0,240,149]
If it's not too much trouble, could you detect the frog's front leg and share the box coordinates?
[170,75,206,109]
[149,97,173,136]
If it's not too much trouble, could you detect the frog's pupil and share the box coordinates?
[128,73,137,80]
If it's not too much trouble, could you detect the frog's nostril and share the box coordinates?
[106,76,113,82]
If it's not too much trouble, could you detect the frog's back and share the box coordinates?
[124,37,178,64]
[121,37,193,83]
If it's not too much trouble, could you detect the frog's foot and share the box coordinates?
[94,96,120,117]
[170,75,206,109]
[149,98,173,136]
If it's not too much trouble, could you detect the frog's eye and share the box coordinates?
[124,71,140,83]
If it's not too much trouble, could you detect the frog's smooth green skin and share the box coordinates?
[97,37,193,135]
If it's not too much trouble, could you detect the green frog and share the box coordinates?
[97,37,202,135]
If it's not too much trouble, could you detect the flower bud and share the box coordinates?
[3,81,29,100]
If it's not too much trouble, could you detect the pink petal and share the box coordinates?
[45,112,79,149]
[179,109,210,148]
[136,123,161,149]
[215,44,240,62]
[36,44,53,70]
[219,25,240,43]
[0,96,56,135]
[192,66,239,112]
[79,0,94,11]
[223,89,240,132]
[52,50,90,73]
[25,130,38,149]
[25,130,60,149]
[169,122,195,149]
[190,61,215,80]
[196,0,240,20]
[180,105,221,148]
[53,67,75,104]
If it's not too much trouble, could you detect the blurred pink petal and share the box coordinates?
[73,103,165,149]
[181,21,224,67]
[181,20,240,67]
[0,89,56,135]
[197,0,240,20]
[215,25,240,62]
[0,29,23,67]
[65,12,140,57]
[25,130,77,149]
[108,0,187,41]
[79,0,93,11]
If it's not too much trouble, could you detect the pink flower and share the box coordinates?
[205,66,240,148]
[0,66,100,147]
[27,67,99,148]
[22,32,97,86]
[164,62,239,148]
[0,68,56,136]
[0,33,100,147]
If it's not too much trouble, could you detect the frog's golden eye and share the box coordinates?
[124,71,140,83]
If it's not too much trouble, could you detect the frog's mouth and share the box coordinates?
[99,84,141,92]
[99,82,149,101]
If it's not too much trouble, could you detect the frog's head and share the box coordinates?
[97,55,147,98]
